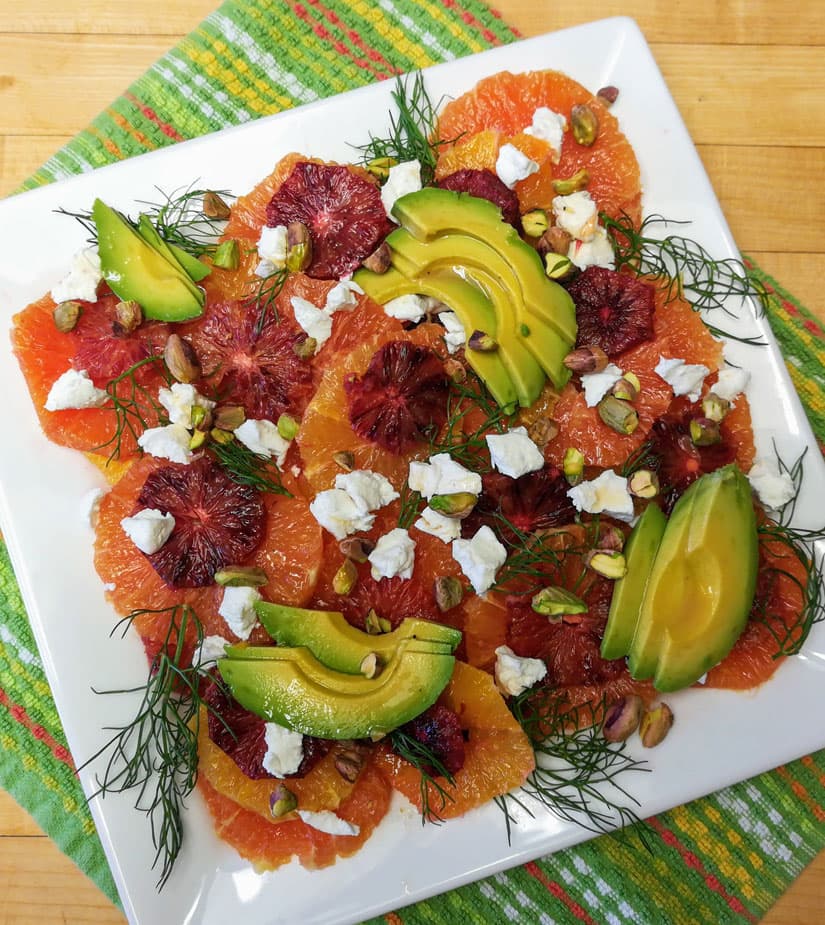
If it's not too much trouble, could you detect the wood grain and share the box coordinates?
[1,2,823,924]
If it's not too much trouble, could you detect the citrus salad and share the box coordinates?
[9,67,815,885]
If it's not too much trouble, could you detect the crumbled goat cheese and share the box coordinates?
[580,363,623,407]
[368,528,416,580]
[568,227,615,270]
[485,426,544,478]
[334,470,399,513]
[748,458,796,511]
[712,367,751,403]
[567,469,635,523]
[552,191,598,242]
[137,423,193,464]
[52,247,102,304]
[439,311,466,354]
[256,224,288,277]
[381,160,422,220]
[495,143,539,189]
[325,278,364,313]
[310,489,375,540]
[262,722,304,777]
[452,525,507,594]
[45,368,108,411]
[413,506,461,543]
[494,645,547,696]
[297,809,360,837]
[383,293,428,322]
[655,356,710,402]
[291,296,332,351]
[193,635,230,669]
[408,453,483,500]
[80,487,106,529]
[234,419,291,468]
[219,586,262,640]
[158,383,215,426]
[523,107,566,161]
[120,508,176,555]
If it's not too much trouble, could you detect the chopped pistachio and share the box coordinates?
[537,225,572,257]
[164,333,201,383]
[597,395,639,435]
[277,413,299,441]
[429,491,477,519]
[210,427,234,445]
[571,103,599,146]
[338,536,375,563]
[214,565,268,587]
[434,575,463,612]
[293,335,317,359]
[623,371,641,393]
[366,156,397,181]
[333,558,358,595]
[596,85,620,106]
[521,209,549,237]
[598,525,625,552]
[527,417,559,447]
[552,168,590,195]
[702,391,731,423]
[468,330,498,352]
[545,253,574,280]
[189,404,211,431]
[689,417,721,446]
[639,703,674,747]
[563,345,609,374]
[360,652,381,679]
[364,608,391,635]
[628,469,660,499]
[333,741,369,782]
[586,550,628,579]
[52,300,82,333]
[213,238,240,270]
[269,784,297,818]
[285,221,312,272]
[362,241,392,274]
[114,299,143,334]
[563,446,585,485]
[189,429,207,451]
[602,695,643,743]
[213,404,246,431]
[444,358,467,382]
[332,450,355,472]
[202,191,231,220]
[531,585,587,621]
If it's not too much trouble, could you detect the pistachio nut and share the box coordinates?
[164,333,201,383]
[333,558,359,596]
[602,694,643,743]
[639,703,674,748]
[332,450,355,472]
[702,391,731,423]
[611,375,639,403]
[189,403,211,431]
[214,565,268,587]
[285,221,313,272]
[521,209,549,238]
[531,585,587,621]
[597,395,639,435]
[537,225,572,257]
[545,253,575,280]
[434,575,463,613]
[189,429,207,451]
[361,241,392,274]
[628,469,660,499]
[360,651,382,679]
[333,741,370,782]
[563,345,609,374]
[293,335,317,359]
[468,330,498,352]
[527,417,559,447]
[213,404,246,432]
[571,103,599,146]
[113,299,143,335]
[364,608,391,635]
[429,492,477,519]
[552,168,590,196]
[366,156,397,181]
[598,525,625,552]
[585,550,628,579]
[52,300,82,333]
[210,427,234,446]
[563,446,585,485]
[596,85,620,107]
[269,784,298,818]
[277,413,299,441]
[689,416,722,446]
[202,190,231,220]
[338,536,375,563]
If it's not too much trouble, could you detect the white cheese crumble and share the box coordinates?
[495,143,539,190]
[439,311,466,354]
[568,227,615,270]
[310,489,375,540]
[413,506,461,543]
[52,247,102,304]
[334,470,399,513]
[137,423,193,464]
[256,224,288,277]
[655,356,710,402]
[408,453,483,500]
[580,363,624,407]
[158,383,215,427]
[297,809,360,837]
[568,469,635,523]
[193,635,230,669]
[234,419,291,468]
[452,525,507,594]
[712,367,751,403]
[485,426,544,478]
[120,508,176,555]
[523,107,566,161]
[291,296,332,351]
[494,645,547,696]
[262,722,304,777]
[80,487,106,529]
[552,191,598,242]
[45,368,109,411]
[381,160,422,220]
[748,458,796,511]
[368,528,416,580]
[218,586,262,640]
[324,278,364,313]
[383,293,428,322]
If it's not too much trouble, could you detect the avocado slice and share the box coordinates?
[353,264,518,410]
[93,199,205,321]
[392,187,577,343]
[136,214,211,283]
[218,641,455,739]
[628,465,759,691]
[254,602,462,675]
[600,503,667,660]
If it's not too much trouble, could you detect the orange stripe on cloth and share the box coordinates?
[648,817,758,922]
[304,0,400,76]
[124,92,186,142]
[106,108,157,151]
[439,0,504,45]
[525,861,599,924]
[776,765,825,823]
[0,687,75,769]
[88,126,124,161]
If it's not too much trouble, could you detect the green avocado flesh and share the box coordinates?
[136,214,211,283]
[356,187,576,407]
[600,502,667,661]
[218,641,455,739]
[627,465,759,692]
[92,199,205,321]
[254,602,462,675]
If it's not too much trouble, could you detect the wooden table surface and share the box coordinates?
[1,2,823,922]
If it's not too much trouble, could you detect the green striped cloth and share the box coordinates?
[4,1,825,922]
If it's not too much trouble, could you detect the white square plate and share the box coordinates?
[1,16,824,925]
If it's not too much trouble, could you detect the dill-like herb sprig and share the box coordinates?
[491,517,584,593]
[397,482,424,530]
[137,185,232,258]
[497,688,649,844]
[248,266,289,336]
[388,728,456,824]
[602,212,770,323]
[209,438,292,496]
[81,605,215,888]
[618,439,658,479]
[356,72,452,186]
[95,355,169,461]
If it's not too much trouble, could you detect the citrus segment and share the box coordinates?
[374,661,534,819]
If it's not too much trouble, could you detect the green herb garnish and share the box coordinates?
[388,727,456,824]
[397,482,424,530]
[249,265,289,336]
[209,437,292,497]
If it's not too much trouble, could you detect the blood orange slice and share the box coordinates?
[375,661,534,819]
